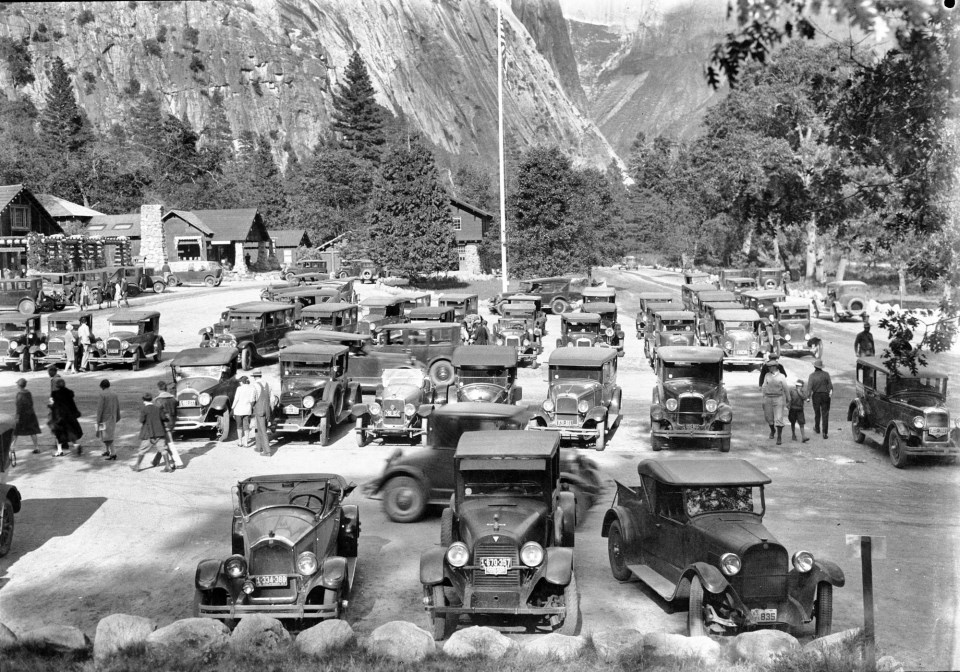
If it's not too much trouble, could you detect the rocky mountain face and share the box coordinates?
[0,0,622,173]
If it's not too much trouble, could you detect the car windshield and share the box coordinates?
[462,470,544,498]
[778,308,809,320]
[568,324,598,335]
[552,366,601,382]
[382,368,425,387]
[684,486,763,516]
[366,306,387,319]
[722,321,755,332]
[0,321,24,332]
[173,365,226,382]
[459,368,510,386]
[430,414,524,447]
[661,320,694,332]
[109,322,141,335]
[283,361,332,377]
[48,321,71,331]
[662,361,721,383]
[227,314,262,330]
[500,319,528,330]
[889,376,947,397]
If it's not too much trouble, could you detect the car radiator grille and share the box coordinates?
[506,336,521,348]
[677,395,704,425]
[473,537,520,589]
[105,337,123,355]
[280,393,302,407]
[383,399,404,418]
[556,396,579,415]
[575,338,593,347]
[736,546,788,602]
[926,410,950,441]
[47,339,64,353]
[250,545,294,575]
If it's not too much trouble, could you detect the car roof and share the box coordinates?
[655,310,696,320]
[381,321,457,330]
[582,287,616,296]
[362,295,406,306]
[549,348,619,366]
[742,290,786,298]
[523,276,572,283]
[456,430,559,459]
[170,347,240,366]
[563,312,600,323]
[283,330,371,344]
[757,266,784,271]
[727,276,756,283]
[227,301,293,314]
[703,301,744,311]
[433,401,530,421]
[453,345,518,367]
[0,312,38,324]
[773,300,811,309]
[696,291,736,301]
[241,473,348,489]
[582,301,617,313]
[503,303,536,313]
[638,292,677,300]
[280,286,340,296]
[398,291,431,299]
[647,302,686,313]
[302,302,358,315]
[49,311,95,321]
[438,292,478,301]
[857,356,951,379]
[715,309,762,321]
[685,284,717,293]
[639,458,772,486]
[109,310,160,321]
[409,306,455,317]
[278,343,349,359]
[657,346,725,363]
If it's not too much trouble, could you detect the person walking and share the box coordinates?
[95,379,121,461]
[855,322,875,358]
[115,280,129,308]
[251,371,273,455]
[49,377,83,456]
[63,323,78,373]
[761,359,791,445]
[788,380,810,443]
[474,317,490,345]
[231,376,258,448]
[758,353,787,387]
[79,282,91,310]
[154,380,184,468]
[77,317,93,372]
[48,365,63,393]
[12,378,41,454]
[133,393,173,473]
[807,359,834,439]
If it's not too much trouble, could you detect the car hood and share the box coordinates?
[658,331,697,346]
[458,383,508,403]
[106,330,138,339]
[551,381,601,399]
[284,377,330,393]
[381,383,422,403]
[692,513,778,553]
[662,379,721,397]
[175,376,220,394]
[458,498,549,548]
[245,507,321,547]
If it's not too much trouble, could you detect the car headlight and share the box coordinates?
[496,338,504,345]
[404,403,416,417]
[121,340,130,349]
[665,398,678,411]
[805,333,812,340]
[705,399,718,413]
[578,400,589,413]
[520,542,544,567]
[96,340,105,350]
[446,542,469,568]
[302,395,316,409]
[297,551,318,576]
[751,341,759,350]
[606,327,614,337]
[40,342,47,351]
[224,554,247,578]
[543,399,554,413]
[912,415,925,429]
[198,392,212,406]
[720,552,741,576]
[523,338,531,346]
[792,550,815,573]
[723,341,733,350]
[9,340,17,348]
[369,402,381,416]
[783,334,791,342]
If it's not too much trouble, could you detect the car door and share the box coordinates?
[640,481,686,583]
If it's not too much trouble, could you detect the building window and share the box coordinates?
[113,223,133,230]
[88,224,106,232]
[452,217,462,231]
[10,205,30,233]
[456,244,466,261]
[176,238,203,260]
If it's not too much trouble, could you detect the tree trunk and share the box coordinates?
[899,267,907,305]
[805,218,817,279]
[741,227,753,256]
[771,234,780,267]
[835,256,848,283]
[815,243,827,283]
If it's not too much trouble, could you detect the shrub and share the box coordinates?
[0,36,34,87]
[77,8,94,25]
[156,24,167,43]
[82,70,95,83]
[183,25,199,45]
[189,54,204,73]
[251,78,263,96]
[123,76,141,96]
[52,30,64,40]
[142,37,162,57]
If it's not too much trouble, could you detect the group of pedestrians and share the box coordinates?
[62,320,93,374]
[231,372,273,454]
[759,354,833,445]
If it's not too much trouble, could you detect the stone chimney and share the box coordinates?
[139,204,167,267]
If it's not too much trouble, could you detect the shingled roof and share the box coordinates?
[270,228,310,248]
[35,194,104,219]
[189,209,268,242]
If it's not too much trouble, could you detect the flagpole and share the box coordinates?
[498,1,509,293]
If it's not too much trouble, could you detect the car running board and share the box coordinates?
[346,557,358,591]
[628,564,679,601]
[860,427,886,445]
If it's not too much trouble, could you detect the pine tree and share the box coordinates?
[201,89,234,171]
[40,57,89,153]
[331,51,386,163]
[367,134,456,277]
[127,89,165,155]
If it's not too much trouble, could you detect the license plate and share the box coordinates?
[928,426,948,437]
[750,608,777,623]
[385,410,401,418]
[284,405,299,415]
[480,557,512,575]
[179,400,198,407]
[254,574,287,587]
[735,349,748,355]
[555,419,577,427]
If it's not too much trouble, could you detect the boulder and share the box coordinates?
[22,624,91,653]
[443,626,516,660]
[94,614,157,663]
[878,655,905,672]
[365,621,435,663]
[296,619,355,657]
[521,633,587,662]
[146,618,230,664]
[802,628,863,656]
[0,622,18,650]
[733,630,800,664]
[591,628,645,663]
[230,614,291,654]
[642,632,722,665]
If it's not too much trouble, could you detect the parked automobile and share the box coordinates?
[815,281,869,323]
[645,309,699,366]
[397,291,431,316]
[37,271,77,310]
[722,276,758,294]
[360,296,408,335]
[437,293,479,322]
[493,300,543,366]
[375,322,461,387]
[193,473,358,623]
[502,293,548,335]
[849,357,960,467]
[556,312,604,349]
[0,415,22,557]
[718,269,747,286]
[259,282,298,302]
[300,303,360,333]
[601,457,843,637]
[683,270,712,285]
[35,311,94,369]
[617,255,638,270]
[529,348,622,451]
[739,289,786,320]
[490,276,589,315]
[447,346,522,404]
[581,286,617,304]
[680,283,718,312]
[649,346,732,452]
[275,344,362,446]
[353,368,435,446]
[164,260,224,287]
[282,258,329,281]
[691,290,738,318]
[170,347,240,441]
[94,310,164,370]
[409,306,457,323]
[290,271,334,286]
[635,292,681,338]
[0,313,42,371]
[75,269,112,304]
[582,301,624,356]
[0,277,46,314]
[338,258,381,283]
[702,308,769,368]
[419,430,580,640]
[106,266,166,295]
[274,286,345,309]
[756,266,786,290]
[769,300,822,359]
[199,302,299,370]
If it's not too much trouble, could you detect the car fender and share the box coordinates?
[320,556,347,589]
[376,465,429,495]
[351,403,369,419]
[887,420,910,441]
[791,560,846,613]
[156,336,166,351]
[28,344,42,354]
[419,547,446,586]
[209,395,231,412]
[529,410,550,427]
[585,407,607,425]
[807,336,822,348]
[340,504,360,538]
[198,327,212,336]
[195,559,222,590]
[557,491,576,540]
[681,562,731,597]
[1,484,21,513]
[600,504,638,541]
[543,547,574,585]
[847,399,866,422]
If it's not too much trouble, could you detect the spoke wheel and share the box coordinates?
[814,582,833,638]
[440,508,453,546]
[428,360,454,387]
[688,576,707,637]
[355,418,369,447]
[607,521,632,581]
[851,409,866,443]
[557,570,581,635]
[318,412,331,447]
[431,585,455,640]
[551,298,569,314]
[18,299,35,315]
[153,281,166,294]
[382,476,427,522]
[887,431,908,468]
[204,276,217,287]
[322,586,342,620]
[240,347,253,371]
[154,343,163,363]
[131,350,141,371]
[0,498,14,557]
[595,427,606,451]
[216,410,232,442]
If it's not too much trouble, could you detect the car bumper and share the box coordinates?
[529,424,599,440]
[363,425,422,438]
[777,341,815,355]
[275,414,322,433]
[35,353,67,364]
[197,603,339,620]
[92,354,132,365]
[430,604,566,616]
[652,426,730,440]
[722,354,764,366]
[906,439,959,456]
[174,418,217,432]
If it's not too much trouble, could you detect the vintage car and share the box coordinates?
[555,312,604,349]
[702,309,768,368]
[164,260,224,287]
[37,271,77,310]
[680,283,718,312]
[581,286,617,304]
[490,276,589,315]
[0,415,22,558]
[194,473,358,623]
[300,303,360,333]
[106,265,166,296]
[94,310,164,370]
[649,346,732,452]
[739,289,787,320]
[338,258,381,282]
[259,282,298,301]
[602,457,843,637]
[504,293,548,334]
[769,300,822,358]
[360,296,408,334]
[279,330,418,393]
[718,268,747,286]
[398,291,432,316]
[722,276,758,294]
[447,346,522,404]
[683,270,713,286]
[529,348,622,450]
[375,322,461,387]
[274,286,346,309]
[35,311,94,368]
[288,271,331,286]
[170,347,240,441]
[493,301,543,366]
[437,293,479,322]
[645,309,699,366]
[420,430,580,640]
[582,301,625,356]
[409,306,457,323]
[353,368,435,445]
[618,255,638,270]
[282,257,329,281]
[756,266,786,290]
[691,290,738,317]
[0,313,42,371]
[275,344,362,446]
[0,277,47,314]
[636,292,681,338]
[815,281,869,323]
[849,358,960,468]
[200,302,299,370]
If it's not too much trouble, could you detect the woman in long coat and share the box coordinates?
[95,379,121,460]
[49,378,83,456]
[13,378,41,454]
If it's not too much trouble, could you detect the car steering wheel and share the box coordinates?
[289,493,324,510]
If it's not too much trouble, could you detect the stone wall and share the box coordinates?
[460,244,482,275]
[139,205,167,268]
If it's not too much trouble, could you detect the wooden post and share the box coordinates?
[861,536,876,672]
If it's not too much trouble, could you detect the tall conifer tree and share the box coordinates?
[331,51,385,163]
[40,57,88,153]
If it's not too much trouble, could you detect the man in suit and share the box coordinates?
[133,393,174,472]
[252,370,273,455]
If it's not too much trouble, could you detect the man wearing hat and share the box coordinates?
[855,322,875,357]
[788,379,810,442]
[231,375,258,448]
[251,370,273,455]
[761,359,791,444]
[758,353,786,387]
[807,359,833,438]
